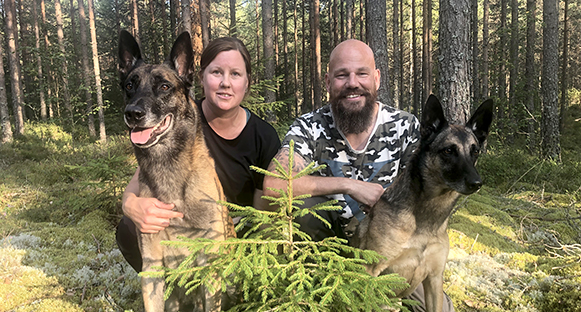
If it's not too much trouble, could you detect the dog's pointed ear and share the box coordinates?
[466,99,494,146]
[421,94,448,139]
[118,30,142,81]
[167,32,195,86]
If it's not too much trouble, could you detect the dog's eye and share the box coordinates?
[160,84,170,91]
[444,147,454,155]
[125,82,133,91]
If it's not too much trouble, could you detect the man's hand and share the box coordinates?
[123,194,182,234]
[346,180,384,208]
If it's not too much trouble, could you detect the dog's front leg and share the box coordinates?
[422,275,444,312]
[140,233,166,312]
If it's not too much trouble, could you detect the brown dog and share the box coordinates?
[351,95,493,312]
[118,30,235,312]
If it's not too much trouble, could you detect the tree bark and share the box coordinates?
[525,0,537,151]
[131,0,141,43]
[55,0,73,121]
[88,0,107,142]
[368,0,391,107]
[332,0,339,46]
[541,0,561,160]
[422,0,433,104]
[559,0,569,132]
[283,0,288,98]
[263,0,276,105]
[5,0,25,135]
[229,0,236,37]
[508,0,519,142]
[40,0,53,118]
[471,0,479,102]
[346,0,353,39]
[482,0,489,98]
[393,0,400,109]
[302,0,309,112]
[312,0,322,110]
[0,29,13,143]
[33,0,47,121]
[294,0,299,116]
[438,0,471,124]
[360,0,365,41]
[255,0,260,63]
[497,0,507,131]
[170,0,177,39]
[78,0,96,137]
[149,0,160,63]
[182,0,192,35]
[160,0,168,55]
[200,0,210,48]
[19,0,33,119]
[411,0,419,114]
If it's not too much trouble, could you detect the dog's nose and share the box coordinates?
[124,106,146,123]
[466,179,482,193]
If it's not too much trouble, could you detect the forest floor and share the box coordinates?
[1,104,581,311]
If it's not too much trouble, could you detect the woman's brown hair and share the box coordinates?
[199,37,252,87]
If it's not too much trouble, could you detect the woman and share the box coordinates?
[116,37,281,272]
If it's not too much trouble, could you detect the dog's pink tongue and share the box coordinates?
[130,128,153,144]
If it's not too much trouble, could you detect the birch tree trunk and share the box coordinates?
[5,0,25,135]
[78,0,96,137]
[182,0,192,35]
[88,0,107,142]
[541,0,561,160]
[438,0,471,124]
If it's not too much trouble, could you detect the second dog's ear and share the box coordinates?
[421,94,448,139]
[118,30,142,81]
[167,32,195,87]
[466,99,494,146]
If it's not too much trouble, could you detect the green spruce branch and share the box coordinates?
[145,140,413,311]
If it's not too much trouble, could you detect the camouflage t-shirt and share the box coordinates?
[282,101,420,221]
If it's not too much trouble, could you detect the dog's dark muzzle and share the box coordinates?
[124,105,146,127]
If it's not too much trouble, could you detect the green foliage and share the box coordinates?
[147,141,412,311]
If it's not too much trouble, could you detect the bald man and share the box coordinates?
[263,39,454,311]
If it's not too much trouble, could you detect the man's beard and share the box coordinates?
[330,87,378,134]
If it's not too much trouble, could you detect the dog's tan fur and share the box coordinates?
[351,95,493,312]
[119,30,235,312]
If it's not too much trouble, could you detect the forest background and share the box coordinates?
[1,0,581,311]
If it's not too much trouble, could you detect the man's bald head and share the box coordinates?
[328,39,377,73]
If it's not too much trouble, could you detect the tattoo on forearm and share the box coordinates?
[269,147,307,172]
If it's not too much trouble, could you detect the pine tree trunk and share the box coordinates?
[411,0,419,114]
[149,0,160,64]
[170,0,177,39]
[0,29,14,143]
[160,0,168,55]
[18,0,33,120]
[346,0,353,39]
[559,0,569,132]
[274,0,279,73]
[5,0,25,135]
[131,0,141,42]
[55,0,73,122]
[525,0,537,152]
[88,0,107,142]
[200,0,210,48]
[438,0,471,124]
[332,0,339,46]
[360,0,365,41]
[312,0,322,110]
[283,0,288,98]
[471,0,480,102]
[229,0,236,36]
[182,0,192,35]
[497,0,507,131]
[422,0,433,104]
[263,0,276,106]
[368,0,391,107]
[399,0,404,109]
[255,0,260,63]
[302,0,308,112]
[294,0,299,116]
[541,0,561,160]
[78,0,96,137]
[508,0,519,142]
[69,0,80,71]
[33,0,47,121]
[482,0,489,98]
[393,0,401,109]
[40,0,53,118]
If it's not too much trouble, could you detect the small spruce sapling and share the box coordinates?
[148,140,413,311]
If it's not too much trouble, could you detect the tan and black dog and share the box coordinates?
[351,95,493,312]
[118,30,235,312]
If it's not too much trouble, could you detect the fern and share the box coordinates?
[153,140,412,311]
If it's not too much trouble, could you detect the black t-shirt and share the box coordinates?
[195,99,281,207]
